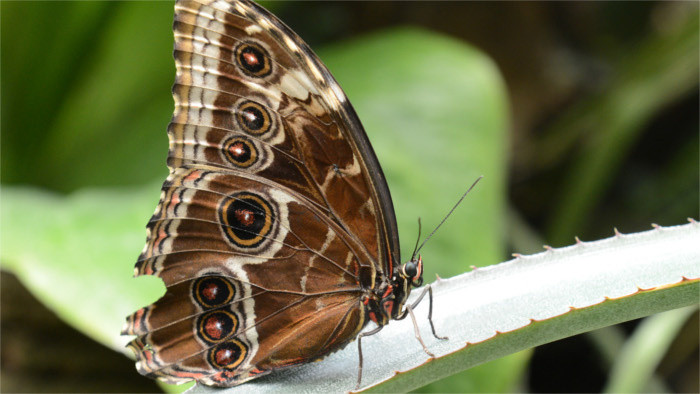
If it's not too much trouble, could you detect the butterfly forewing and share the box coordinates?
[169,0,397,264]
[123,0,403,387]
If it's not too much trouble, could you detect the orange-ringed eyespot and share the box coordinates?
[197,309,239,344]
[234,41,272,78]
[219,192,274,248]
[222,136,258,168]
[209,339,248,370]
[193,276,235,309]
[235,101,271,136]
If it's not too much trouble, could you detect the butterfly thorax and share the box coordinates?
[363,255,424,325]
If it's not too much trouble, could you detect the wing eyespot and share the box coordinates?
[209,339,248,370]
[235,100,272,136]
[234,41,273,78]
[222,136,258,168]
[197,309,240,344]
[218,192,275,249]
[192,276,236,309]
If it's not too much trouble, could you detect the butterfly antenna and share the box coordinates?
[415,175,484,255]
[410,218,422,261]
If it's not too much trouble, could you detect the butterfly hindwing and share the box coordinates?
[124,165,371,385]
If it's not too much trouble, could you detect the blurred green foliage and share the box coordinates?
[1,1,697,393]
[2,1,174,191]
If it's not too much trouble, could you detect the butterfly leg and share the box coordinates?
[356,325,383,390]
[410,284,448,340]
[406,304,435,358]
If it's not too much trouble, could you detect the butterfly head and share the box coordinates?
[368,255,424,323]
[399,255,424,287]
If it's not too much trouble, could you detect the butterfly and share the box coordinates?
[122,0,447,388]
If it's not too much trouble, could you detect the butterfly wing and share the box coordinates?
[123,0,399,386]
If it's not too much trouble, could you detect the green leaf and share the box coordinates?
[1,1,115,185]
[1,2,174,192]
[0,185,165,351]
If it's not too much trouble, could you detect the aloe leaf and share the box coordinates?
[188,221,699,393]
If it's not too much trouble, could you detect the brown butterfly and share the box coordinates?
[122,0,447,388]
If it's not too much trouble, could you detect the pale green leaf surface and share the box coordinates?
[0,186,165,351]
[189,222,699,393]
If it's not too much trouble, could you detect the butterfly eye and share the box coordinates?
[401,261,418,279]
